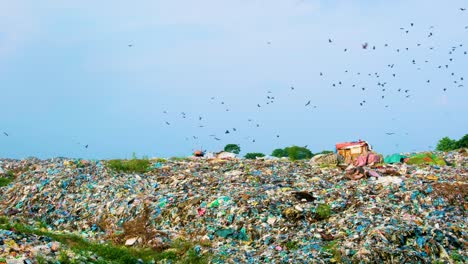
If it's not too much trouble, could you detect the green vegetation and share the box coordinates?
[285,241,299,250]
[323,240,342,262]
[272,146,313,161]
[244,153,265,159]
[436,134,468,151]
[0,219,211,264]
[271,148,287,158]
[0,170,14,187]
[224,144,241,154]
[106,159,150,173]
[316,204,332,220]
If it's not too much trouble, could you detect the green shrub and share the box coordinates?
[106,159,150,173]
[456,134,468,149]
[272,146,313,161]
[271,148,288,158]
[0,170,14,187]
[437,137,458,151]
[285,146,313,161]
[244,153,265,159]
[316,204,331,220]
[286,241,299,250]
[224,144,241,154]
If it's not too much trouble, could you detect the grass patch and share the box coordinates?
[0,220,211,264]
[285,241,299,250]
[0,170,14,187]
[106,159,150,173]
[316,204,332,220]
[323,240,342,262]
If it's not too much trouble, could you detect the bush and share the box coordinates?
[456,134,468,148]
[316,204,331,220]
[436,137,458,151]
[224,144,241,154]
[271,148,288,158]
[106,159,150,173]
[436,134,468,151]
[244,153,265,159]
[272,146,313,160]
[285,146,313,161]
[0,170,14,187]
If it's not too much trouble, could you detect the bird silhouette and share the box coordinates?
[128,44,133,47]
[3,132,8,136]
[362,42,368,49]
[328,38,332,43]
[225,130,230,134]
[386,133,395,135]
[305,100,311,106]
[85,145,89,149]
[165,121,170,125]
[461,8,466,11]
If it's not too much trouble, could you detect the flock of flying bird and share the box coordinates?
[1,7,466,151]
[155,7,467,147]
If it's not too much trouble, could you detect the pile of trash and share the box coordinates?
[0,150,467,263]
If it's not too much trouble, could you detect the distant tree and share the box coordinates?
[284,146,313,161]
[436,137,458,151]
[224,144,241,154]
[271,148,288,158]
[456,134,468,149]
[244,152,265,159]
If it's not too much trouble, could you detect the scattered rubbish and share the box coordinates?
[0,151,466,263]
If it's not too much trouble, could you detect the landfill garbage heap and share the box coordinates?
[0,152,467,263]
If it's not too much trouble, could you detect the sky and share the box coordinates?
[0,0,467,159]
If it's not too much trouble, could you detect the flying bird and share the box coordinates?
[128,44,133,47]
[85,145,89,149]
[362,42,368,49]
[305,100,311,106]
[461,7,466,11]
[386,133,395,135]
[225,130,230,134]
[328,38,332,43]
[165,121,170,125]
[3,132,8,136]
[214,137,221,141]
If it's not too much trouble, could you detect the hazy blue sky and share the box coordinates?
[1,0,467,159]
